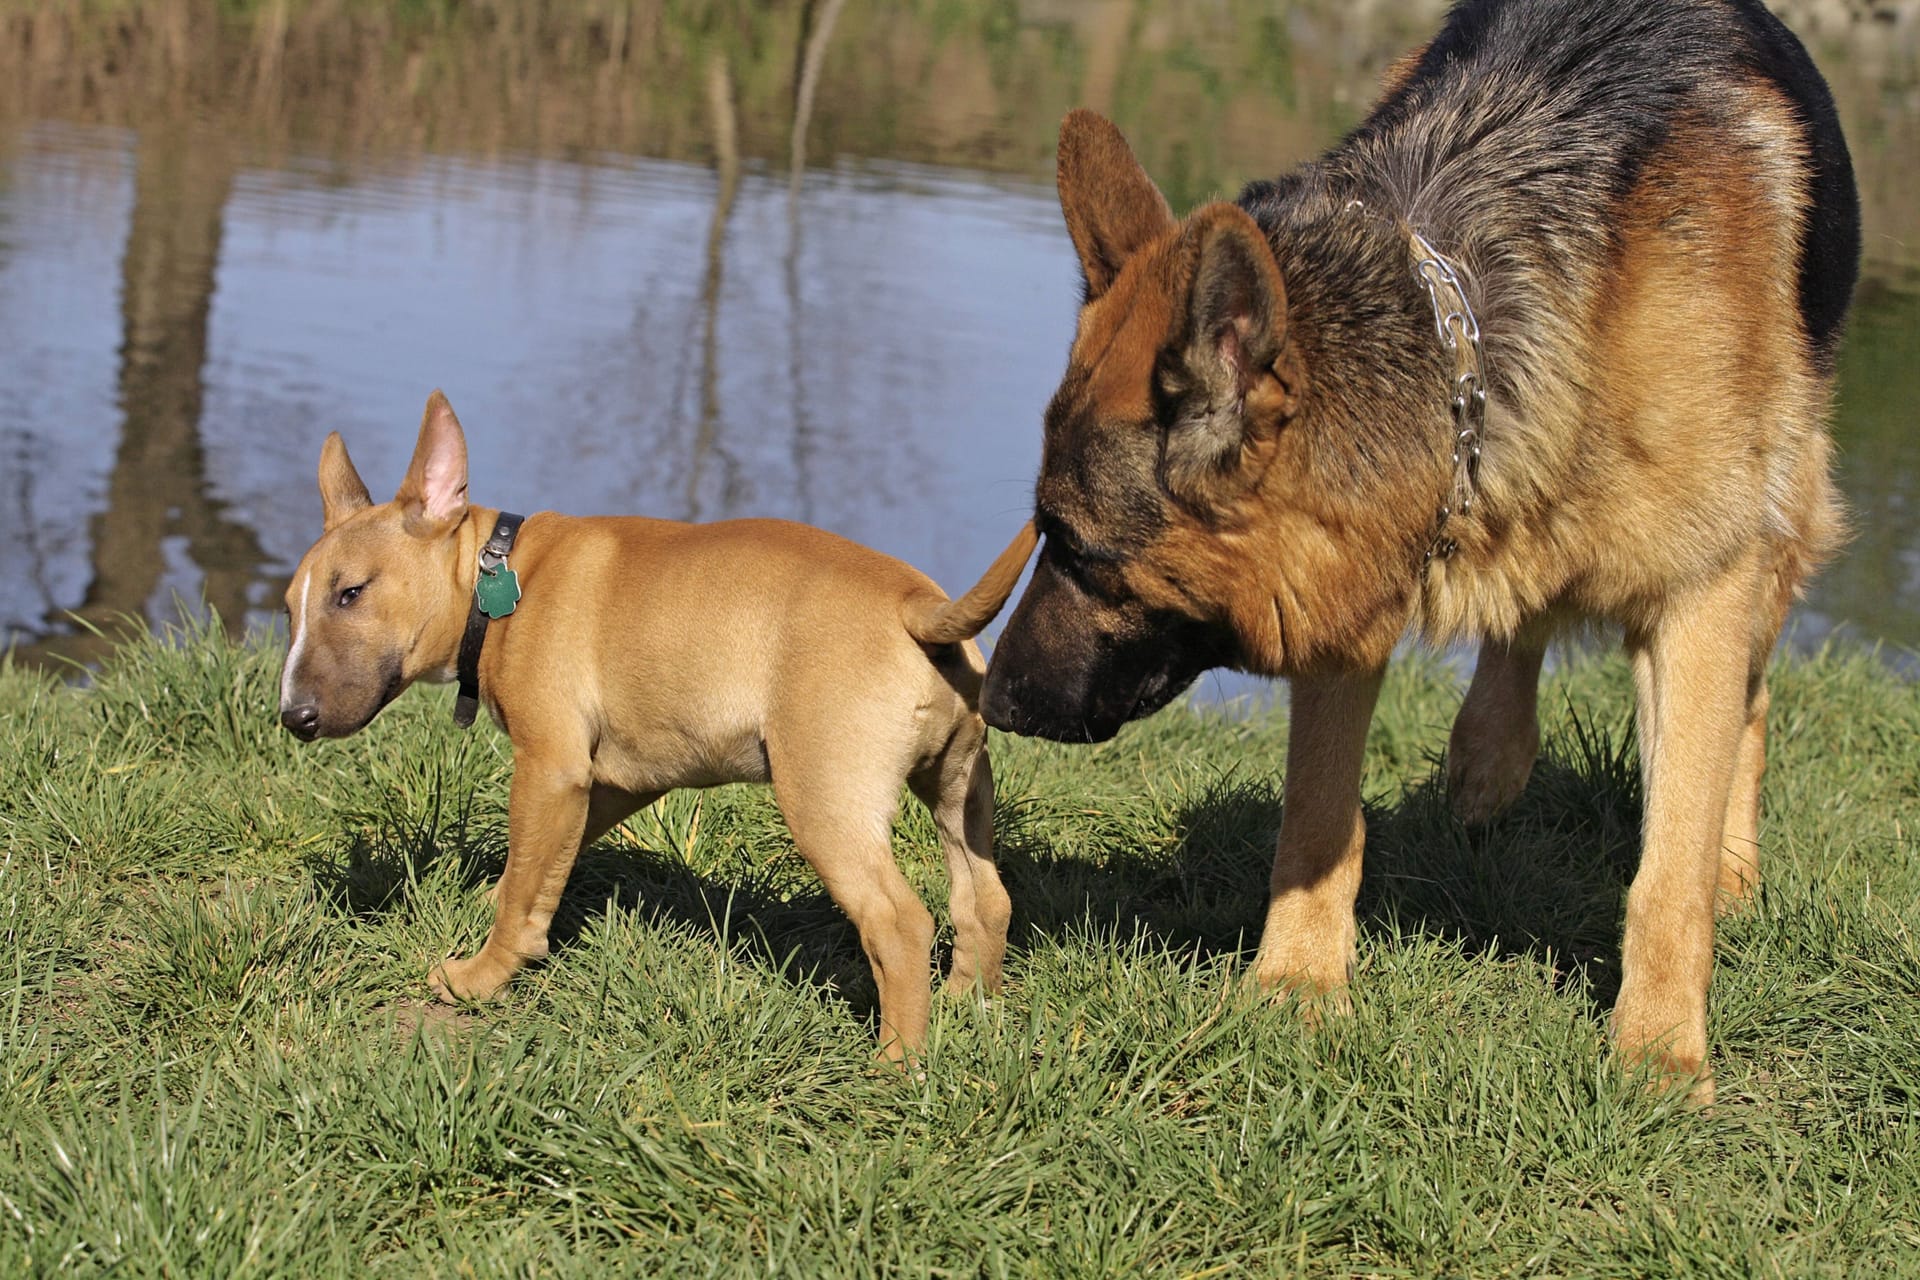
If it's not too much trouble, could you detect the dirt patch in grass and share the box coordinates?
[381,997,477,1046]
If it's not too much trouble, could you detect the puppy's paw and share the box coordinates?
[871,1039,924,1076]
[1275,980,1354,1028]
[941,969,1004,1001]
[429,952,515,1004]
[1620,1045,1716,1107]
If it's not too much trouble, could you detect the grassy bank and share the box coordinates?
[1,621,1915,1276]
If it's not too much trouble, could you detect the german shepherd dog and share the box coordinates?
[981,0,1859,1099]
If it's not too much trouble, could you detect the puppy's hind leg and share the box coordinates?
[1447,631,1547,826]
[910,730,1011,998]
[770,743,936,1064]
[1719,672,1769,912]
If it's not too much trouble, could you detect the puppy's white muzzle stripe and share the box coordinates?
[280,569,312,707]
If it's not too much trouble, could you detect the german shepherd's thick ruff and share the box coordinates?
[981,0,1859,1098]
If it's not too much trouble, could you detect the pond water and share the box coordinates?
[2,1,1915,690]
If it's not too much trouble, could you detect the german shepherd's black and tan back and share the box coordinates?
[981,0,1860,1100]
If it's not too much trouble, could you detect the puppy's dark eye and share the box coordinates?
[336,583,368,609]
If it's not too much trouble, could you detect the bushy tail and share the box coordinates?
[902,521,1038,645]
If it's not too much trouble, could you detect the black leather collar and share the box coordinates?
[453,511,525,727]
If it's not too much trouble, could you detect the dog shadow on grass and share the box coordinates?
[994,711,1646,1016]
[308,794,891,1027]
[309,713,1645,1029]
[547,841,887,1017]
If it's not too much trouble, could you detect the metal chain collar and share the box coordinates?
[1408,230,1487,567]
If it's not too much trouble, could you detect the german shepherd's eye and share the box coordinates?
[1151,347,1193,411]
[336,583,369,609]
[1038,517,1128,602]
[1036,512,1078,555]
[1038,510,1100,560]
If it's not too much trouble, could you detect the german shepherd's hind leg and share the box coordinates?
[1614,556,1762,1103]
[1447,633,1548,825]
[1719,554,1798,913]
[770,742,936,1065]
[1719,673,1770,912]
[910,736,1011,998]
[1251,667,1385,1014]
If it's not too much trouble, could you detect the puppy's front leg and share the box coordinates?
[432,753,592,1003]
[1251,667,1385,1007]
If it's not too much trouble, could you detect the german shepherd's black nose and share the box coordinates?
[280,704,320,740]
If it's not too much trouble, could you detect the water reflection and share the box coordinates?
[0,0,1915,676]
[2,134,1078,656]
[1816,280,1920,655]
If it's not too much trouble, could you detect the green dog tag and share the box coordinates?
[476,564,521,619]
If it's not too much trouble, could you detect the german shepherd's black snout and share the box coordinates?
[983,551,1226,742]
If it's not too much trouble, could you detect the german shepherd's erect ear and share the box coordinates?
[1162,204,1304,508]
[393,390,470,537]
[1057,108,1174,298]
[1056,111,1305,512]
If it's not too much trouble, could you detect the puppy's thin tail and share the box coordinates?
[902,521,1039,645]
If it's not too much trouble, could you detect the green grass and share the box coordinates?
[1,618,1916,1276]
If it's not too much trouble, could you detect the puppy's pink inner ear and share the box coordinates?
[400,391,470,526]
[420,444,468,523]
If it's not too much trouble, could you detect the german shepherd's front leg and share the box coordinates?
[1615,557,1760,1102]
[1251,667,1385,1008]
[431,752,595,1002]
[1447,634,1547,825]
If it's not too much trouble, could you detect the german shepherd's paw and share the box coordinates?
[1446,713,1540,826]
[1248,956,1355,1027]
[1613,1000,1715,1105]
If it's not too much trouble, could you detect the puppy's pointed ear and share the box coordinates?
[318,432,372,531]
[394,390,469,535]
[1161,204,1305,503]
[1057,109,1175,298]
